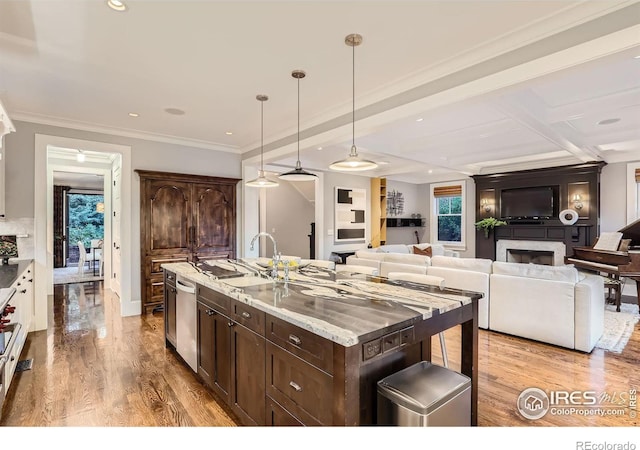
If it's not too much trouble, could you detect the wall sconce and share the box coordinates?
[96,202,105,213]
[481,199,492,213]
[572,194,583,210]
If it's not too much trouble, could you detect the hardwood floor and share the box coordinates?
[1,281,638,427]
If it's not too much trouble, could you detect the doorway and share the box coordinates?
[52,170,106,284]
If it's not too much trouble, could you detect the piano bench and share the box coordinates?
[602,276,622,312]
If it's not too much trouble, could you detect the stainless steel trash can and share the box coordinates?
[377,361,471,426]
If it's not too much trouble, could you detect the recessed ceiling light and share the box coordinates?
[225,131,233,135]
[128,112,139,117]
[106,0,127,12]
[634,55,640,59]
[164,108,185,115]
[416,118,423,122]
[317,147,323,151]
[597,118,621,125]
[428,169,433,174]
[76,150,86,162]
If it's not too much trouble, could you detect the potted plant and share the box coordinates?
[475,217,507,238]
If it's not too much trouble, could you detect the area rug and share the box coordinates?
[53,266,103,285]
[595,303,640,353]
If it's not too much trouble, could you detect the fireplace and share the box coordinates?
[496,240,566,266]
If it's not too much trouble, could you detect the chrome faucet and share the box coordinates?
[250,232,280,278]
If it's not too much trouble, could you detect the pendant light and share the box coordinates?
[329,33,378,172]
[246,95,279,188]
[278,70,318,181]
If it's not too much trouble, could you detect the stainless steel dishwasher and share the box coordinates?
[175,275,197,372]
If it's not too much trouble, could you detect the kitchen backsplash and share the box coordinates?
[0,217,34,260]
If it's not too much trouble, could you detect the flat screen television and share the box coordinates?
[500,186,557,220]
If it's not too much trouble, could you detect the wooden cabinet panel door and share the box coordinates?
[230,323,266,426]
[146,179,192,254]
[192,183,235,257]
[198,302,231,403]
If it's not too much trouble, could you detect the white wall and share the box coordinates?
[321,171,371,259]
[265,179,314,258]
[601,161,631,232]
[385,180,428,244]
[4,120,242,327]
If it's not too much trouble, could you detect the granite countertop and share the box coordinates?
[163,259,480,347]
[0,260,32,289]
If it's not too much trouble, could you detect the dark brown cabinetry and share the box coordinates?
[137,170,240,313]
[196,285,265,426]
[164,270,177,348]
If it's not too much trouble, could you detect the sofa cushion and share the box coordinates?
[412,246,432,257]
[355,249,386,261]
[492,261,580,283]
[431,255,492,274]
[414,243,447,256]
[383,253,430,266]
[377,244,411,254]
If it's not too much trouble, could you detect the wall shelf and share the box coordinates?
[387,218,425,228]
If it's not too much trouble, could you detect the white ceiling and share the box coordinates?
[53,171,104,191]
[1,1,639,184]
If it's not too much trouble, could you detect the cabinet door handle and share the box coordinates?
[207,310,216,316]
[288,334,301,346]
[167,275,174,280]
[170,287,176,293]
[228,321,235,327]
[28,279,33,283]
[241,311,251,319]
[19,289,27,294]
[289,381,302,392]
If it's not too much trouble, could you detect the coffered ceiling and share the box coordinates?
[1,1,639,184]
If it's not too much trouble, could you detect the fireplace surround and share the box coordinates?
[496,239,566,266]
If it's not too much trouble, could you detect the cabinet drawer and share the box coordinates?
[266,316,333,374]
[151,257,188,275]
[232,301,265,336]
[266,342,333,425]
[150,277,164,301]
[164,270,176,287]
[197,284,231,315]
[266,396,304,426]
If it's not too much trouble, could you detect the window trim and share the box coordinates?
[430,180,466,249]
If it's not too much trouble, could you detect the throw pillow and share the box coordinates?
[413,245,432,257]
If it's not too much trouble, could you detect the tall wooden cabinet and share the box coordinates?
[370,177,387,247]
[137,170,240,313]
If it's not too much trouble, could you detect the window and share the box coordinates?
[431,182,465,248]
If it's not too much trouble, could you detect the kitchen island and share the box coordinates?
[162,259,480,426]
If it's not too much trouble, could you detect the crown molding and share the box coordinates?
[11,112,240,154]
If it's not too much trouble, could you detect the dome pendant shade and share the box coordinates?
[278,70,317,182]
[246,169,279,188]
[329,33,378,172]
[279,160,318,181]
[329,145,378,171]
[246,94,279,188]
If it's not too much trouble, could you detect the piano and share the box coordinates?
[565,217,640,312]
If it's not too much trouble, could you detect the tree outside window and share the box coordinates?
[436,196,462,242]
[68,193,104,250]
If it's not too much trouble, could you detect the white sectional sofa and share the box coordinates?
[490,261,604,353]
[427,256,492,330]
[346,243,460,276]
[346,248,605,352]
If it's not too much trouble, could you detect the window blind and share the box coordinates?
[433,185,462,197]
